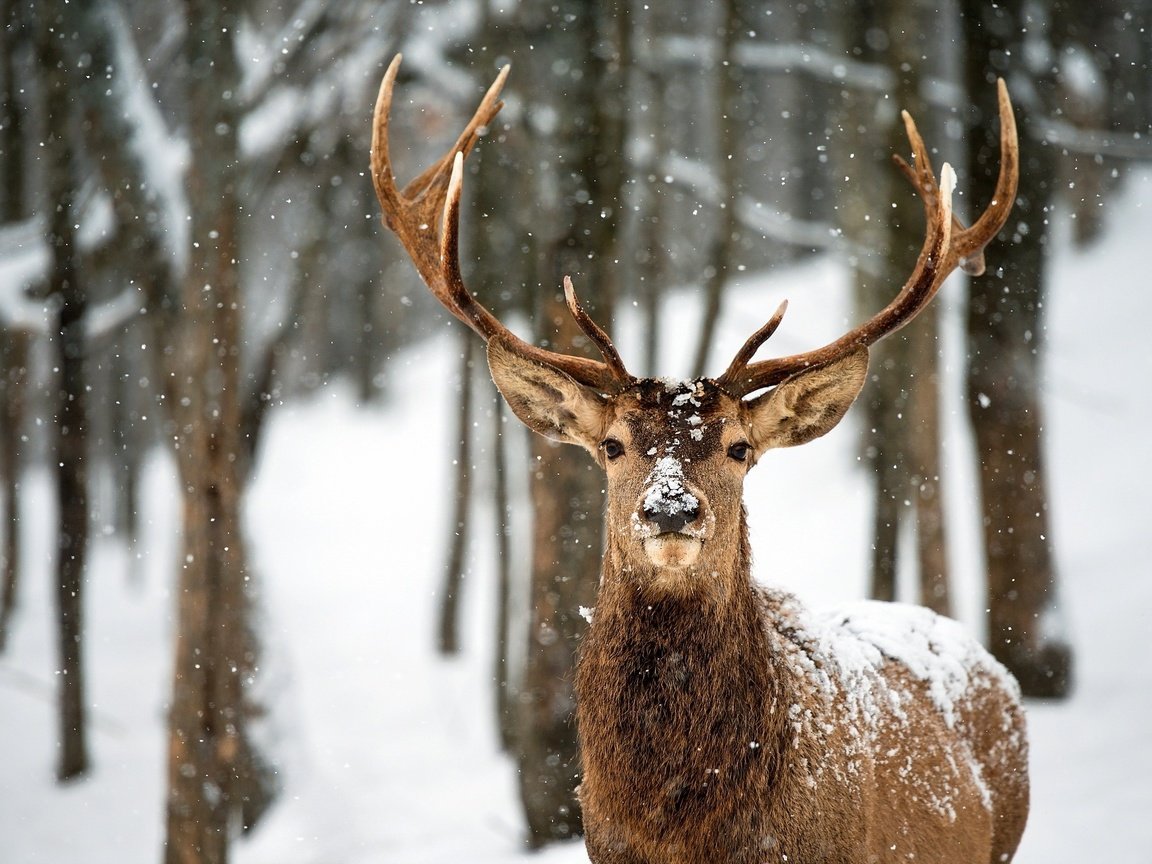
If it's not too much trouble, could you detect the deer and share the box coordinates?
[371,55,1028,864]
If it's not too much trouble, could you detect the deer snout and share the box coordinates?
[633,477,714,571]
[633,458,713,541]
[642,498,700,534]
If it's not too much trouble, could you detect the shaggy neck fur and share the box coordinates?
[575,518,798,861]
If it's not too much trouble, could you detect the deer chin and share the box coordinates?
[643,533,703,570]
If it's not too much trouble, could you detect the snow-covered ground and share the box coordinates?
[2,174,1150,862]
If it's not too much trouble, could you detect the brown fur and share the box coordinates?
[487,345,1029,864]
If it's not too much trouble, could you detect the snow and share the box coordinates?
[810,598,1020,730]
[105,4,190,276]
[641,456,699,518]
[2,173,1152,862]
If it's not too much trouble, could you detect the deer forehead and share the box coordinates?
[610,379,747,459]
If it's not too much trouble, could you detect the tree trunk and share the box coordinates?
[438,330,475,654]
[38,0,91,782]
[109,331,144,577]
[691,0,740,379]
[513,0,628,845]
[837,0,904,603]
[632,1,666,377]
[907,300,951,616]
[0,0,29,653]
[887,0,951,616]
[0,329,29,652]
[491,392,516,751]
[165,3,276,860]
[962,0,1072,699]
[845,0,952,613]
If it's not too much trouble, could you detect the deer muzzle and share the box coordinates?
[632,457,714,569]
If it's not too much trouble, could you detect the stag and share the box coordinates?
[371,56,1028,864]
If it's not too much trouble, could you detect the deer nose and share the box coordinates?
[642,498,700,534]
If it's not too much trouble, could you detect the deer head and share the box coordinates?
[371,54,1018,595]
[487,335,869,595]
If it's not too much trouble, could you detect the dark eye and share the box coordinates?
[602,439,625,460]
[727,441,751,462]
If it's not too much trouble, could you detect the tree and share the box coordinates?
[961,0,1072,699]
[690,0,741,378]
[500,0,629,844]
[838,0,952,616]
[164,2,278,858]
[437,331,476,654]
[38,0,92,781]
[0,0,31,654]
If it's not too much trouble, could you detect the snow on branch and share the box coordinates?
[239,4,403,160]
[734,42,893,91]
[655,152,843,252]
[0,218,49,330]
[1039,119,1152,159]
[0,192,144,338]
[105,4,190,277]
[653,35,893,91]
[238,0,334,108]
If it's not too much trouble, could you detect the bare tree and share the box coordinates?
[164,2,277,857]
[691,0,741,378]
[37,0,92,782]
[961,0,1072,698]
[515,2,628,842]
[838,0,952,615]
[0,0,31,653]
[438,331,476,654]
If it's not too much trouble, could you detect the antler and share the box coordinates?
[717,79,1019,397]
[371,55,634,393]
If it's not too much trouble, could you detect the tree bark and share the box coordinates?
[165,3,276,860]
[38,0,91,782]
[844,0,952,614]
[513,0,628,845]
[632,1,666,377]
[491,393,516,751]
[961,0,1072,699]
[0,329,28,652]
[885,0,951,616]
[837,0,904,603]
[0,0,29,653]
[691,0,741,379]
[438,331,475,654]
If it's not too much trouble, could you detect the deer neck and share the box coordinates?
[577,515,793,815]
[588,510,769,670]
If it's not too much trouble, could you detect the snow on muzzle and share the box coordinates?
[631,456,713,539]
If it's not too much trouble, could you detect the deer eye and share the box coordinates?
[602,439,625,460]
[727,441,751,462]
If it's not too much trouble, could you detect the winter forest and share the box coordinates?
[1,0,1150,861]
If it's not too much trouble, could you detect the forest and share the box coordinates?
[0,0,1149,862]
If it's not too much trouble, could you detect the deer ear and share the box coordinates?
[743,347,868,452]
[487,338,609,453]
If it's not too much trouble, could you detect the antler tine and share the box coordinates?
[370,55,404,214]
[952,79,1019,266]
[715,300,788,390]
[371,55,633,394]
[720,82,1017,398]
[564,276,632,384]
[724,163,956,396]
[371,54,507,282]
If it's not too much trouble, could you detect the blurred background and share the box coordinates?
[0,0,1149,862]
